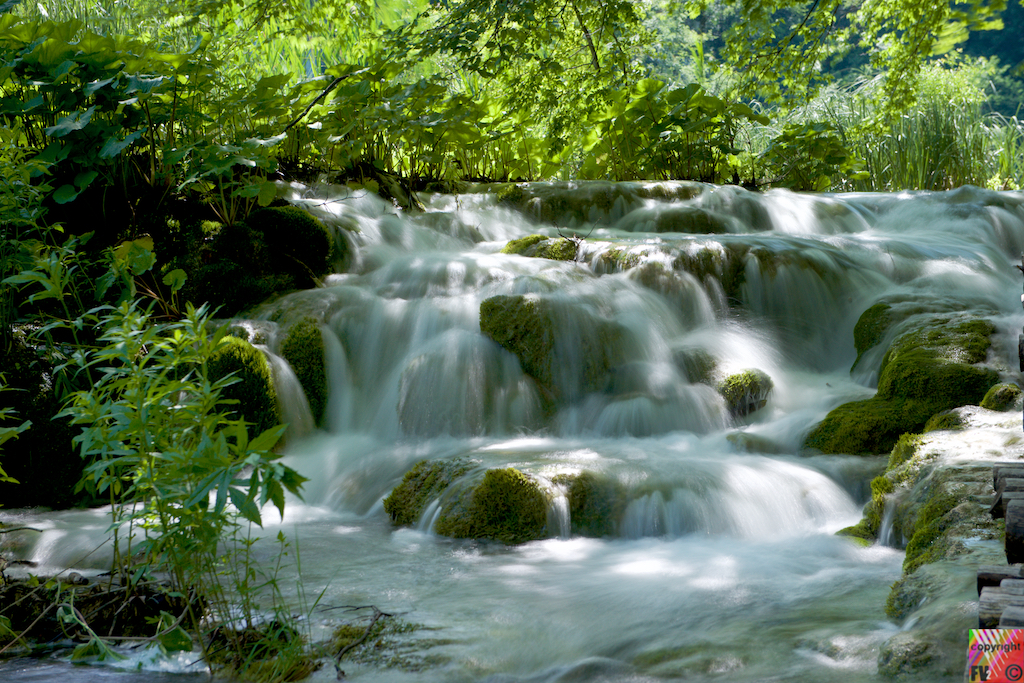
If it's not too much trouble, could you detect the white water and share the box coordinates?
[5,181,1024,682]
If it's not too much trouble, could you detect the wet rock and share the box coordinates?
[673,347,717,384]
[619,206,732,234]
[804,315,998,454]
[208,336,280,437]
[479,294,628,402]
[877,632,935,677]
[500,235,578,261]
[717,369,773,417]
[383,459,471,526]
[279,317,327,426]
[555,471,627,538]
[434,468,548,544]
[981,383,1022,412]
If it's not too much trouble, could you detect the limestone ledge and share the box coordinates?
[857,405,1024,679]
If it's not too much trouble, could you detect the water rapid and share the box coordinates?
[5,181,1024,682]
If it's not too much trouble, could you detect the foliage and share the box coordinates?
[0,376,30,486]
[59,301,309,676]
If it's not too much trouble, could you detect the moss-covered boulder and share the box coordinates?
[556,472,627,537]
[479,294,627,402]
[208,336,280,437]
[981,383,1021,411]
[717,369,773,417]
[187,205,339,316]
[673,347,717,384]
[500,235,578,261]
[435,468,548,544]
[279,318,327,426]
[923,410,964,433]
[851,302,893,371]
[804,316,998,454]
[382,459,471,526]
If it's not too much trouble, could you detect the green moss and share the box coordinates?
[901,486,967,574]
[495,183,527,208]
[279,317,327,426]
[208,336,280,438]
[500,235,578,261]
[562,472,627,537]
[382,459,471,526]
[717,369,773,417]
[981,383,1022,411]
[851,302,893,371]
[600,248,641,271]
[435,468,548,544]
[674,347,716,384]
[922,410,964,433]
[246,205,336,279]
[804,316,997,454]
[885,575,925,621]
[479,294,625,400]
[836,520,875,545]
[501,234,547,255]
[533,237,578,261]
[888,433,923,471]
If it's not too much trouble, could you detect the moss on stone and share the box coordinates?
[650,206,730,234]
[835,521,875,546]
[851,302,892,371]
[888,433,923,471]
[435,468,548,544]
[885,575,925,622]
[673,347,716,384]
[382,459,472,526]
[981,383,1022,411]
[501,234,547,255]
[280,317,327,426]
[600,248,642,271]
[717,369,773,417]
[877,632,935,677]
[532,237,578,261]
[923,410,964,433]
[246,205,335,280]
[901,485,968,574]
[478,294,625,401]
[208,336,280,438]
[804,315,998,455]
[562,472,627,537]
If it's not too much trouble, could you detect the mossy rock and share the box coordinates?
[435,468,548,544]
[208,336,280,438]
[187,205,338,316]
[673,347,716,384]
[279,318,327,426]
[901,486,969,574]
[877,632,935,677]
[501,234,547,255]
[922,410,964,433]
[804,316,997,454]
[835,521,874,546]
[479,294,626,401]
[717,369,773,417]
[500,235,578,261]
[560,472,627,537]
[246,205,336,280]
[981,383,1022,411]
[383,459,472,526]
[650,206,731,234]
[851,302,892,371]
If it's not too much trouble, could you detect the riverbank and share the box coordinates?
[864,404,1022,678]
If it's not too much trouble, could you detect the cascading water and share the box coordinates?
[4,181,1024,682]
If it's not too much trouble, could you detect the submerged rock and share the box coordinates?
[717,369,773,417]
[279,317,327,426]
[555,471,627,537]
[804,315,998,454]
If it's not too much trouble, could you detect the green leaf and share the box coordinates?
[44,106,95,137]
[162,268,187,293]
[249,424,286,453]
[158,626,193,653]
[257,180,277,207]
[52,184,79,204]
[99,130,144,159]
[228,486,262,526]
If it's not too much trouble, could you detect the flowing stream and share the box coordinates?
[5,181,1024,682]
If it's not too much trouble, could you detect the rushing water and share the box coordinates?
[5,181,1024,682]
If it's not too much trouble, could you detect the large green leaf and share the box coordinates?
[44,106,95,137]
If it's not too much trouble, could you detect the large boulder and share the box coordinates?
[557,471,627,538]
[479,294,627,403]
[383,461,549,545]
[805,315,998,454]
